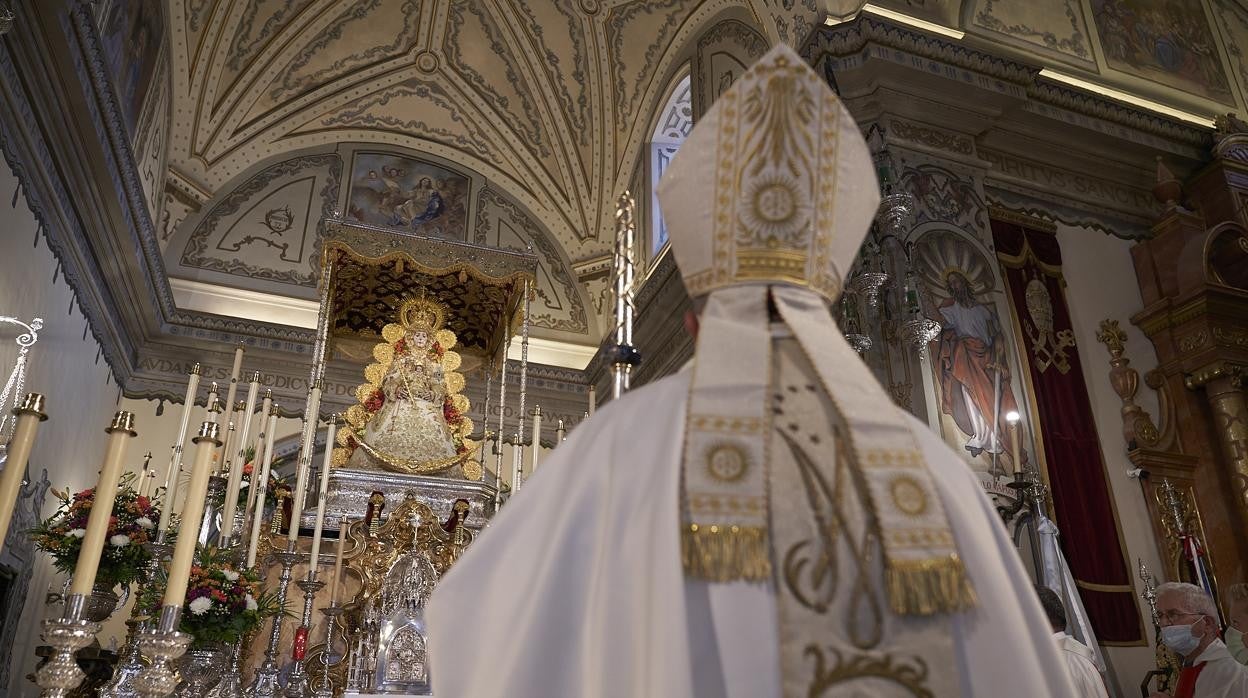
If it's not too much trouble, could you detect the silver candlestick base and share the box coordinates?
[101,540,174,698]
[133,605,194,698]
[244,546,301,698]
[36,594,100,697]
[204,639,245,698]
[311,606,345,698]
[283,578,326,698]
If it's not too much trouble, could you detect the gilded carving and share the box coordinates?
[1178,330,1211,354]
[1095,319,1160,448]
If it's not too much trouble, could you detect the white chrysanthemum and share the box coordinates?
[69,529,86,538]
[221,569,240,582]
[189,597,212,615]
[135,517,154,529]
[245,594,258,611]
[238,481,249,490]
[109,534,131,547]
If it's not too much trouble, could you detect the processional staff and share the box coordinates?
[609,191,641,400]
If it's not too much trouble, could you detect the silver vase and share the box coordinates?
[175,644,227,697]
[82,581,124,623]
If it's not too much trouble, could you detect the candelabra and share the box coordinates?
[133,605,194,698]
[610,191,641,399]
[205,640,245,698]
[244,546,302,697]
[311,605,345,698]
[100,540,174,697]
[284,576,326,697]
[35,593,100,697]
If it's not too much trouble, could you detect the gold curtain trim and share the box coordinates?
[884,555,977,616]
[681,523,771,582]
[324,243,534,289]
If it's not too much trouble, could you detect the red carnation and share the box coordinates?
[394,338,407,355]
[364,388,385,412]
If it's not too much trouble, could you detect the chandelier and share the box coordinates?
[843,124,940,357]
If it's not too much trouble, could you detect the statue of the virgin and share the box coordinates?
[337,296,480,480]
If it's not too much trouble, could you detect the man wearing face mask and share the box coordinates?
[1227,583,1248,666]
[1151,582,1248,698]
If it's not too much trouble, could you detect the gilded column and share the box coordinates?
[1187,364,1248,518]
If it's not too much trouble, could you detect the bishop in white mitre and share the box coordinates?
[428,43,1076,698]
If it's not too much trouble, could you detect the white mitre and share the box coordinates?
[658,43,974,615]
[657,45,878,303]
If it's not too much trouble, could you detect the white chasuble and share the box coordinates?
[427,362,1076,697]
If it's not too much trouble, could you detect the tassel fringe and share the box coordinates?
[681,523,771,582]
[885,555,977,616]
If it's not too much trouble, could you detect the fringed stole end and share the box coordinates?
[681,523,771,583]
[885,555,977,616]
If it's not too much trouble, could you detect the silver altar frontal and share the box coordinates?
[298,469,496,537]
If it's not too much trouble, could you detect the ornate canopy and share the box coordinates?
[321,219,537,361]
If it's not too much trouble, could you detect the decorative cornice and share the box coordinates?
[1027,78,1210,149]
[987,205,1057,233]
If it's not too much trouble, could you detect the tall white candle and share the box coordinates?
[222,344,245,433]
[529,406,542,473]
[331,516,347,604]
[163,420,220,609]
[288,383,323,542]
[0,394,46,554]
[220,374,260,542]
[244,389,273,521]
[158,365,201,533]
[69,411,137,597]
[135,452,152,498]
[556,419,566,444]
[510,431,522,495]
[587,385,596,417]
[245,406,280,569]
[308,417,339,573]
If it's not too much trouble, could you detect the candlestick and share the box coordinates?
[510,431,522,496]
[222,344,245,435]
[135,452,152,499]
[284,577,326,697]
[588,385,595,417]
[529,405,542,473]
[246,545,301,697]
[68,411,137,596]
[312,605,344,698]
[243,390,274,531]
[132,606,193,698]
[0,393,46,553]
[221,374,261,546]
[162,420,221,609]
[158,365,201,534]
[331,516,347,604]
[308,418,339,574]
[288,382,324,542]
[556,419,566,444]
[36,595,100,697]
[246,405,280,569]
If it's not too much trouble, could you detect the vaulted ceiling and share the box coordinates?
[158,0,824,352]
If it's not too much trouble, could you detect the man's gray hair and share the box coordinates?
[1157,581,1219,619]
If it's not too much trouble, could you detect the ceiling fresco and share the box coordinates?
[158,0,822,349]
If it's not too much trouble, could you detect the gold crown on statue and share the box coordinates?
[399,296,448,332]
[655,44,880,303]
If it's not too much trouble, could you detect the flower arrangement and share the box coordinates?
[236,448,289,510]
[178,546,283,646]
[29,471,159,588]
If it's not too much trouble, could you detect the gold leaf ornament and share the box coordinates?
[462,459,483,481]
[337,427,355,446]
[332,447,350,466]
[457,416,475,438]
[364,363,386,385]
[435,329,456,349]
[382,323,405,344]
[356,383,380,405]
[442,350,462,372]
[451,394,470,414]
[373,343,394,366]
[445,371,465,394]
[346,406,369,428]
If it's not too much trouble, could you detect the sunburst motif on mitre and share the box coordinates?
[656,44,880,302]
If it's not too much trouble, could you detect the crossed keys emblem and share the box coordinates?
[1024,278,1075,374]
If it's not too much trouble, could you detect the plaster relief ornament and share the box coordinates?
[337,296,480,480]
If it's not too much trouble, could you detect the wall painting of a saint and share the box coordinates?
[96,0,165,135]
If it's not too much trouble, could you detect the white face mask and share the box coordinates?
[1161,622,1203,656]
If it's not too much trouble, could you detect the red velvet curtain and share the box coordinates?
[992,220,1143,644]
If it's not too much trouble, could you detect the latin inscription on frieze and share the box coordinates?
[982,149,1154,212]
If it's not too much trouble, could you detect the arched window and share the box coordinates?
[649,73,692,258]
